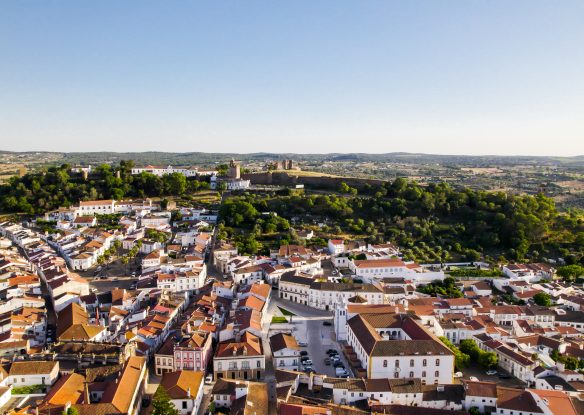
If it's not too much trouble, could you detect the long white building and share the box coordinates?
[131,165,199,177]
[346,313,455,384]
[278,272,384,311]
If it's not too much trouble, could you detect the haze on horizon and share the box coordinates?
[0,1,583,157]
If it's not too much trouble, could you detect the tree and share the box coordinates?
[62,408,79,415]
[469,407,480,415]
[533,292,552,307]
[478,351,498,369]
[152,386,179,415]
[557,265,584,283]
[459,339,481,361]
[121,255,129,273]
[162,173,187,195]
[439,337,470,370]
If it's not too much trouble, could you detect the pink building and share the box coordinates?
[174,331,213,372]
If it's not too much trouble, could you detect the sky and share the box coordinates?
[0,1,583,156]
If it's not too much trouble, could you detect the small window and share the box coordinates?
[410,359,414,367]
[383,360,387,367]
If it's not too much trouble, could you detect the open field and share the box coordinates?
[0,163,25,183]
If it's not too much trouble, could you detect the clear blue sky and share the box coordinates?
[0,1,583,156]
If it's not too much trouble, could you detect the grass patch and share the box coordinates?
[12,385,44,394]
[271,316,288,324]
[277,307,296,316]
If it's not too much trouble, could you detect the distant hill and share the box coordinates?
[1,150,583,168]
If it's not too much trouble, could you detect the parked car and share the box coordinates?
[324,358,331,366]
[486,370,498,376]
[323,321,332,326]
[498,373,511,379]
[298,341,308,347]
[205,374,213,384]
[304,367,315,373]
[335,367,347,376]
[303,359,313,366]
[469,376,479,382]
[300,351,308,356]
[301,356,309,362]
[326,349,337,354]
[333,361,344,368]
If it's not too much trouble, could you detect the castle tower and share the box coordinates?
[229,159,241,179]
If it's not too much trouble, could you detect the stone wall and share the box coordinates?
[242,172,386,189]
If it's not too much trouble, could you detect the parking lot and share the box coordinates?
[89,276,138,293]
[267,294,353,378]
[75,258,140,293]
[457,363,526,388]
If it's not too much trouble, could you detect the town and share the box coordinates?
[0,160,581,415]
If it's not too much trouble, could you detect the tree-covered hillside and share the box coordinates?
[219,180,583,264]
[0,161,210,214]
[1,161,581,265]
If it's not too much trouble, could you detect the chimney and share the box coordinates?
[187,387,191,398]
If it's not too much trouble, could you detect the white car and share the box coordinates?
[486,370,498,376]
[298,341,308,347]
[335,367,347,376]
[469,376,479,382]
[454,372,463,378]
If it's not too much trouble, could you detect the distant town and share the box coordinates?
[0,157,581,415]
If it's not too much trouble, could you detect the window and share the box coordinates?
[182,402,187,409]
[422,371,426,377]
[383,360,387,367]
[436,359,440,366]
[395,360,399,367]
[410,359,414,367]
[257,361,261,368]
[423,359,427,367]
[435,371,439,377]
[394,372,399,378]
[409,371,414,378]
